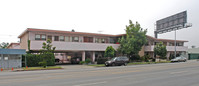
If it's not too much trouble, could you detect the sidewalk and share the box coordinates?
[0,65,95,72]
[0,68,23,72]
[187,59,199,62]
[60,65,95,70]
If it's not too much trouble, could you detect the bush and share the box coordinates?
[129,54,140,62]
[85,58,91,64]
[140,55,150,62]
[80,61,85,64]
[24,54,42,67]
[97,58,108,64]
[23,52,55,67]
[40,52,55,66]
[39,61,47,68]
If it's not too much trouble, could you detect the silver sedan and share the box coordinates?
[171,57,187,62]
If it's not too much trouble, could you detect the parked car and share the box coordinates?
[105,56,129,67]
[171,56,187,62]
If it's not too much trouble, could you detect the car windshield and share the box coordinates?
[175,57,181,59]
[111,57,117,61]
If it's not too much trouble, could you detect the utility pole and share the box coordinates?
[174,29,177,58]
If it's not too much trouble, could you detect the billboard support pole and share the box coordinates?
[174,28,176,58]
[155,32,158,38]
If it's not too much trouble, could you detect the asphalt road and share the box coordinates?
[1,61,199,86]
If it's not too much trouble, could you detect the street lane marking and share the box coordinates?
[73,81,107,86]
[170,71,188,74]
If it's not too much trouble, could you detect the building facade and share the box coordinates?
[0,49,26,69]
[16,28,188,63]
[188,48,199,60]
[7,43,20,49]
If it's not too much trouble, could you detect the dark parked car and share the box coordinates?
[105,56,129,67]
[171,56,187,62]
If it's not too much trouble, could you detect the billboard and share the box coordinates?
[156,11,187,33]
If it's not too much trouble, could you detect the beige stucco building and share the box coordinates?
[10,28,188,63]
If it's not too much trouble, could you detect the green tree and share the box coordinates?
[39,39,56,67]
[41,39,56,53]
[154,42,167,59]
[0,42,9,49]
[118,20,147,60]
[104,46,116,59]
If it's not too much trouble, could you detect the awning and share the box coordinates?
[0,49,26,54]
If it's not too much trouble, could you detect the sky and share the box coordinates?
[0,0,198,48]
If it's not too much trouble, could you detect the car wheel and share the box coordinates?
[124,63,127,66]
[112,63,116,66]
[105,64,108,67]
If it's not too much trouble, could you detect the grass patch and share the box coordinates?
[22,66,62,71]
[87,61,171,67]
[128,61,171,65]
[87,64,105,67]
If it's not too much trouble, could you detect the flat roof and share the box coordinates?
[18,28,188,42]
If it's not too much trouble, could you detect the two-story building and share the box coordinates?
[13,28,188,63]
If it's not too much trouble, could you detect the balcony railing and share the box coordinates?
[30,41,120,51]
[144,45,188,52]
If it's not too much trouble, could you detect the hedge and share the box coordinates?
[22,53,55,67]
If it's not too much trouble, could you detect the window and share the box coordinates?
[177,42,183,46]
[65,36,70,42]
[41,35,46,40]
[47,35,52,41]
[98,38,102,43]
[95,38,107,43]
[72,37,79,42]
[109,38,115,43]
[84,37,93,43]
[35,34,46,40]
[102,38,105,43]
[59,36,64,41]
[35,35,40,40]
[95,38,99,43]
[61,53,64,56]
[54,36,59,41]
[55,53,58,56]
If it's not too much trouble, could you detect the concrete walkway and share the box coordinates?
[59,65,95,70]
[1,60,197,72]
[0,65,95,72]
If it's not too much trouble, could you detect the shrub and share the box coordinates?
[24,54,42,67]
[40,52,55,66]
[39,61,47,68]
[129,54,140,62]
[80,61,85,64]
[23,52,55,67]
[85,58,91,64]
[97,58,108,64]
[140,55,150,62]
